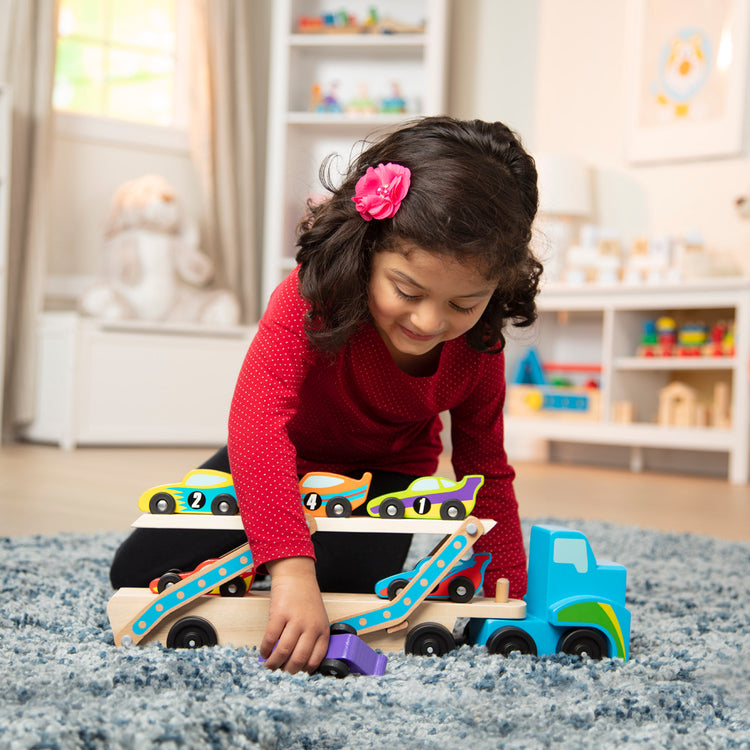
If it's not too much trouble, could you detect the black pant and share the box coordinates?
[110,446,415,594]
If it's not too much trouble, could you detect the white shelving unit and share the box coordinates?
[262,0,448,304]
[0,85,10,434]
[504,279,750,484]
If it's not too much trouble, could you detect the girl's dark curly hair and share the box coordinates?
[296,115,542,354]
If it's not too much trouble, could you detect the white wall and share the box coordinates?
[534,0,750,270]
[48,133,201,279]
[448,0,539,146]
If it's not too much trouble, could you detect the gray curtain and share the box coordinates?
[0,0,57,440]
[189,0,258,323]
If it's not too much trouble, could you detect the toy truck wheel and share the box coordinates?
[386,578,409,600]
[486,626,537,656]
[317,658,350,678]
[380,498,405,519]
[211,494,238,515]
[325,496,352,518]
[329,623,357,636]
[219,576,247,597]
[447,576,475,603]
[156,571,183,593]
[440,500,466,521]
[149,492,176,514]
[166,616,218,649]
[405,622,456,657]
[558,628,608,659]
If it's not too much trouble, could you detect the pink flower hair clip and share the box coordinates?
[352,162,411,221]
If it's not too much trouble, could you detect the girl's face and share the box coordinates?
[368,244,496,367]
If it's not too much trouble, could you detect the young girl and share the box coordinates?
[111,116,542,675]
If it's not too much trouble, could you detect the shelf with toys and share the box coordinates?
[504,278,750,483]
[262,0,448,303]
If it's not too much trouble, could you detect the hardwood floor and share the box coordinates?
[1,443,748,540]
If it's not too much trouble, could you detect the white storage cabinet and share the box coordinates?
[504,280,750,484]
[21,313,255,449]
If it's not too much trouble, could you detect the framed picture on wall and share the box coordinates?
[626,0,749,163]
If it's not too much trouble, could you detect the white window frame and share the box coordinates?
[54,0,191,154]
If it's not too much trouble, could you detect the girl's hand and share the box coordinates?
[260,557,330,673]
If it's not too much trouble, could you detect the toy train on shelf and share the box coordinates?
[109,470,631,675]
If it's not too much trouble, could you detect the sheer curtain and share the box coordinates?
[0,0,57,441]
[189,0,258,323]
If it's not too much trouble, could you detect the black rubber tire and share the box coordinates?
[317,658,350,678]
[156,571,183,593]
[325,497,352,518]
[166,616,218,649]
[219,576,247,597]
[447,576,475,603]
[386,578,410,600]
[379,498,405,519]
[440,500,466,520]
[211,494,238,515]
[558,628,608,659]
[149,492,175,514]
[486,626,538,656]
[404,622,456,657]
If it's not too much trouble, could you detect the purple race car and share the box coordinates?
[365,475,484,520]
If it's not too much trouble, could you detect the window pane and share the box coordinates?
[110,0,175,52]
[107,49,174,125]
[54,38,105,114]
[58,0,105,39]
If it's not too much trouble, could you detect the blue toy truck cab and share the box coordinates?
[468,525,631,660]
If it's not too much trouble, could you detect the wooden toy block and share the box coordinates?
[507,384,601,421]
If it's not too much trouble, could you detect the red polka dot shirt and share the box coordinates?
[228,267,527,598]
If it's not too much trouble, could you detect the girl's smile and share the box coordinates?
[368,244,496,372]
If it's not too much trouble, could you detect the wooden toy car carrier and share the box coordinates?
[107,514,526,658]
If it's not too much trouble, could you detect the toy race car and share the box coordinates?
[298,471,373,517]
[138,470,238,515]
[366,475,484,520]
[149,559,256,597]
[375,552,491,603]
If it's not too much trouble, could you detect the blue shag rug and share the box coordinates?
[1,518,749,749]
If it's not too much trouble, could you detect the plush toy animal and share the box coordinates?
[79,175,240,325]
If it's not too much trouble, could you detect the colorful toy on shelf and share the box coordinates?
[299,471,373,517]
[638,316,734,358]
[375,552,491,603]
[310,82,343,114]
[346,83,378,115]
[296,9,424,35]
[138,470,238,516]
[365,475,483,519]
[507,348,601,420]
[150,558,256,597]
[380,82,407,113]
[703,320,735,357]
[676,322,707,356]
[468,525,630,660]
[637,315,677,356]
